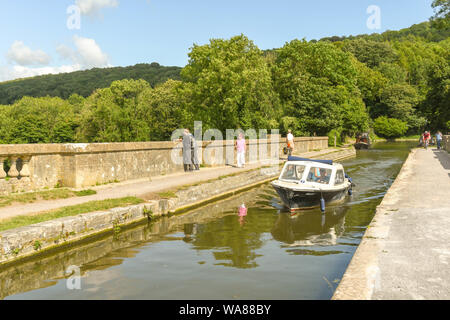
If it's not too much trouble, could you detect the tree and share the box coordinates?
[341,39,397,68]
[7,96,77,144]
[374,117,408,138]
[369,83,426,133]
[352,56,387,109]
[421,55,450,131]
[431,0,450,30]
[0,105,13,144]
[138,80,191,140]
[376,62,408,84]
[273,40,369,136]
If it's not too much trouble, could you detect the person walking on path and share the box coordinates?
[436,131,443,150]
[191,131,200,171]
[423,131,431,149]
[182,129,193,172]
[286,130,295,156]
[235,133,246,168]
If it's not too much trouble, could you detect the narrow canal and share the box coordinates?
[1,142,415,300]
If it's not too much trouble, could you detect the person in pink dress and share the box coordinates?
[235,133,246,168]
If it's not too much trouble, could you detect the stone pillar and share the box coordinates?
[0,157,6,179]
[8,156,20,178]
[20,156,31,177]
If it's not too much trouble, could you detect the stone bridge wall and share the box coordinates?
[0,136,328,193]
[443,135,450,151]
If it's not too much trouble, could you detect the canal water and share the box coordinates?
[1,142,415,300]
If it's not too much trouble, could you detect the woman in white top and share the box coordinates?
[286,130,294,156]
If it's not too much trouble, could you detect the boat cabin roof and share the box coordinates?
[283,160,343,171]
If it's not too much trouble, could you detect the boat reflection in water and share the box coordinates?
[271,206,346,248]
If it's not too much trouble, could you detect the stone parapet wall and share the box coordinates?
[0,136,328,193]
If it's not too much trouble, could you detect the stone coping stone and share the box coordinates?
[0,137,328,156]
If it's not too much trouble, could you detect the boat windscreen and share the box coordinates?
[281,164,306,181]
[307,167,332,184]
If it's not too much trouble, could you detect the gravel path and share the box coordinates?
[334,148,450,300]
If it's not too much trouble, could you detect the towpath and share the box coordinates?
[0,148,350,221]
[333,148,450,300]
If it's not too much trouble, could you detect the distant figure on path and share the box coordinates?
[182,129,193,172]
[423,131,431,149]
[286,130,295,156]
[436,131,443,150]
[235,133,246,168]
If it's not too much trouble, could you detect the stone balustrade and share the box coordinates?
[443,135,450,151]
[0,136,329,194]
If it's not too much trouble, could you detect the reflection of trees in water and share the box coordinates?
[188,210,278,269]
[271,207,347,247]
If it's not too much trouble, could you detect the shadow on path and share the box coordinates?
[433,149,450,171]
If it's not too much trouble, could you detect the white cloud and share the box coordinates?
[73,35,109,68]
[0,65,81,82]
[57,36,110,69]
[6,41,51,66]
[75,0,119,16]
[1,36,110,82]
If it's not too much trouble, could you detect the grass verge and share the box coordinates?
[0,196,144,232]
[0,188,97,208]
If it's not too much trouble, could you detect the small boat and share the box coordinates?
[271,156,353,213]
[354,133,371,150]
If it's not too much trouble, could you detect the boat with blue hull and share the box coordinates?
[271,156,353,212]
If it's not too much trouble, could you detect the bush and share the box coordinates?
[327,128,343,146]
[373,117,408,138]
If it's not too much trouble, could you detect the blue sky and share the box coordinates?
[0,0,435,81]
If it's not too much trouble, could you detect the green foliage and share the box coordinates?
[376,62,408,84]
[74,189,97,197]
[33,240,42,251]
[374,117,408,138]
[341,39,398,68]
[373,84,425,131]
[139,80,191,140]
[181,34,280,132]
[327,128,343,147]
[273,40,369,136]
[0,63,181,105]
[2,96,79,144]
[320,21,450,43]
[431,0,450,30]
[419,41,450,131]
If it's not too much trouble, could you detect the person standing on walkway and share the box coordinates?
[182,129,193,172]
[235,133,246,168]
[436,131,443,150]
[286,130,295,156]
[191,131,200,171]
